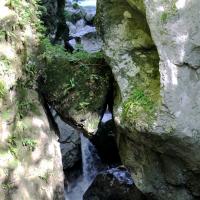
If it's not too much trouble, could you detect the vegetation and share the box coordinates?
[38,38,110,113]
[7,135,18,158]
[160,0,177,23]
[0,30,6,41]
[121,50,161,127]
[38,171,51,184]
[122,89,155,124]
[16,82,38,119]
[1,182,15,190]
[5,0,46,35]
[22,138,37,151]
[0,80,7,99]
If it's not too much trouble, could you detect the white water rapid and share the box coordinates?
[65,133,105,200]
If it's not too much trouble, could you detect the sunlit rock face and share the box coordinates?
[97,0,200,199]
[0,91,64,200]
[0,0,64,199]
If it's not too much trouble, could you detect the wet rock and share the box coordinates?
[70,19,96,38]
[51,110,81,170]
[65,6,86,24]
[83,167,146,200]
[91,119,121,165]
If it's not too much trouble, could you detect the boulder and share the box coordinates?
[83,167,146,200]
[39,40,112,135]
[96,0,200,199]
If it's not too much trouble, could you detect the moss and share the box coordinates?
[127,0,146,15]
[16,82,39,119]
[122,88,157,125]
[39,38,111,117]
[122,50,161,127]
[160,0,178,24]
[161,12,168,23]
[0,80,7,99]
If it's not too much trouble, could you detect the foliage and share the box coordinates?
[6,0,20,9]
[122,88,156,125]
[160,1,177,23]
[72,3,79,9]
[7,135,17,158]
[22,59,39,88]
[22,138,37,151]
[39,38,67,62]
[64,11,72,21]
[0,30,6,41]
[38,171,51,184]
[38,37,110,113]
[0,80,7,99]
[39,38,104,64]
[1,110,11,120]
[6,0,46,36]
[16,82,38,119]
[1,182,14,190]
[0,56,11,68]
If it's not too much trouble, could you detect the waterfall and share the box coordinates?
[65,134,105,200]
[81,133,103,182]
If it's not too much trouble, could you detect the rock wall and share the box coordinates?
[96,0,200,199]
[0,0,64,199]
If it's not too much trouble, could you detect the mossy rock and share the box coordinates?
[39,39,112,134]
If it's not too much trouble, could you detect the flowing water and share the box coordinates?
[65,133,106,200]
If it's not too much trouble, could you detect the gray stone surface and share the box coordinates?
[66,0,102,52]
[96,0,200,199]
[51,111,81,170]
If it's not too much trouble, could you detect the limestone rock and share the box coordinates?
[97,0,200,199]
[0,90,64,200]
[0,0,64,199]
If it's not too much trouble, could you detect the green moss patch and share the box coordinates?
[122,88,156,125]
[122,50,161,127]
[38,39,112,124]
[0,80,7,99]
[15,82,40,119]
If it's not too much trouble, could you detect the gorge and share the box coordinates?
[1,0,200,200]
